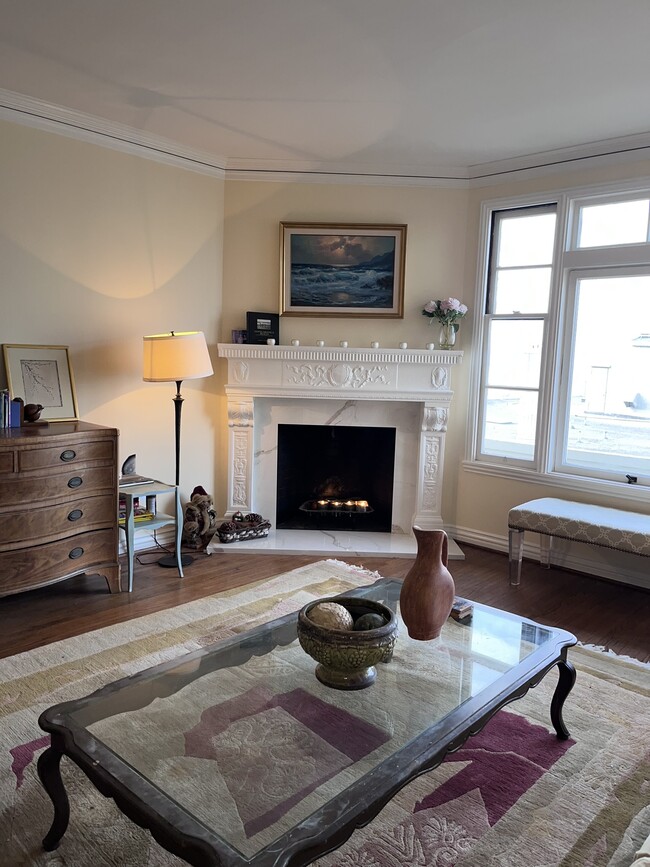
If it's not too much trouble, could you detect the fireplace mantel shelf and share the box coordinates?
[219,344,463,364]
[217,343,463,402]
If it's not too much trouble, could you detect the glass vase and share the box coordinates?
[439,322,457,349]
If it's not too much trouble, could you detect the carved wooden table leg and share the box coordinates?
[550,657,577,740]
[37,745,70,850]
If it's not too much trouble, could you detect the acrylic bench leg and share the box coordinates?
[509,528,524,586]
[540,534,552,568]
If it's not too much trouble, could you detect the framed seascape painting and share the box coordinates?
[2,344,79,420]
[280,223,407,317]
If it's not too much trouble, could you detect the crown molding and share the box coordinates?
[0,88,227,180]
[2,88,650,188]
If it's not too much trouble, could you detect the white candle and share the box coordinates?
[339,340,348,348]
[266,338,276,345]
[291,339,300,346]
[316,339,325,347]
[370,341,379,349]
[426,342,435,350]
[399,342,408,349]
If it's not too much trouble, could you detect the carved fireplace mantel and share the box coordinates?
[217,344,463,534]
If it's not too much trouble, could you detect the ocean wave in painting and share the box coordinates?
[289,264,394,308]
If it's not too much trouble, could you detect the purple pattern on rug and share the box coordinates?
[10,735,50,789]
[183,686,391,837]
[184,686,390,761]
[415,711,573,827]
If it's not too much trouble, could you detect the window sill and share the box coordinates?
[462,460,650,505]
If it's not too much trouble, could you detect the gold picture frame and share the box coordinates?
[2,344,79,421]
[280,222,407,318]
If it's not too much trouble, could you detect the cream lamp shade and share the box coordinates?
[143,331,213,382]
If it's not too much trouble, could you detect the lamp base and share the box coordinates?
[157,553,194,568]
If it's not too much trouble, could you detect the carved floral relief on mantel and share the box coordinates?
[285,363,390,389]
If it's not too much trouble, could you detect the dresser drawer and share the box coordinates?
[19,439,115,471]
[0,466,116,507]
[0,529,117,596]
[0,451,14,472]
[0,494,115,548]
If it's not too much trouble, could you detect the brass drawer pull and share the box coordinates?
[60,449,77,462]
[67,509,83,522]
[67,476,83,488]
[68,547,84,559]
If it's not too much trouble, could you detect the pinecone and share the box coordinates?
[245,513,263,525]
[218,521,238,533]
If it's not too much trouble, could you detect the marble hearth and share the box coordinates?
[209,344,463,558]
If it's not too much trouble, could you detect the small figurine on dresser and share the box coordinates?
[23,403,44,423]
[182,485,218,550]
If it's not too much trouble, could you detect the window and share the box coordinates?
[478,205,557,463]
[472,186,650,496]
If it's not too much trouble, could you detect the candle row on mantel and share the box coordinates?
[266,339,437,350]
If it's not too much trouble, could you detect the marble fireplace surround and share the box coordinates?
[212,344,463,558]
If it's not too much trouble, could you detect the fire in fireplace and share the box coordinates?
[276,424,396,531]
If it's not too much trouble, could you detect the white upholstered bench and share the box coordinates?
[508,497,650,585]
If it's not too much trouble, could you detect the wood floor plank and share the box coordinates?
[1,544,648,662]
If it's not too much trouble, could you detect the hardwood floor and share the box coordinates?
[1,543,648,662]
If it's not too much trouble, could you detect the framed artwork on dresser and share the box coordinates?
[2,344,79,421]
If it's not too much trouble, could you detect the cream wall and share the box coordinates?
[220,179,472,520]
[0,120,224,511]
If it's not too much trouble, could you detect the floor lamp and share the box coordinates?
[143,331,213,568]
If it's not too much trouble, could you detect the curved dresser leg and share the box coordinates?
[37,746,70,850]
[550,658,577,740]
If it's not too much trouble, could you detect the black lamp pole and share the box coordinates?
[158,379,194,568]
[172,379,183,486]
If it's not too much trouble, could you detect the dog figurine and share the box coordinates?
[182,485,218,550]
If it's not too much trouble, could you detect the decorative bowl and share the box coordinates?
[297,596,398,690]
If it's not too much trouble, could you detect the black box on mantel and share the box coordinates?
[247,311,280,345]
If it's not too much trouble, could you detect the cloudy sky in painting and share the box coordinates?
[291,233,394,266]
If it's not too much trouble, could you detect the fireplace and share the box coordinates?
[215,343,463,555]
[276,423,396,531]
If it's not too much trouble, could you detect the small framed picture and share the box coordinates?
[280,222,407,318]
[231,329,248,344]
[2,344,79,421]
[246,311,280,345]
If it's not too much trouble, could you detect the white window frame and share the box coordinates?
[466,179,650,504]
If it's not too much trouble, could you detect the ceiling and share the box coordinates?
[2,0,650,182]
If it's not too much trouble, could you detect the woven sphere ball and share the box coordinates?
[308,602,354,631]
[354,612,387,631]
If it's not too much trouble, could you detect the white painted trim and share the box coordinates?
[3,88,650,187]
[461,459,650,504]
[0,88,226,179]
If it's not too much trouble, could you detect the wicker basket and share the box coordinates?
[216,512,271,544]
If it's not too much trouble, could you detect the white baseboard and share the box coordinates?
[447,524,650,591]
[120,522,648,591]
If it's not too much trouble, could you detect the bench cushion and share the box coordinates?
[508,498,650,557]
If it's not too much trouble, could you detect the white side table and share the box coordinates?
[118,481,183,591]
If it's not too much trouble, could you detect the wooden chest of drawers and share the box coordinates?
[0,421,121,596]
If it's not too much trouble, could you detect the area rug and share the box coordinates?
[1,559,649,867]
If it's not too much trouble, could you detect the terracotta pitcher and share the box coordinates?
[399,527,455,640]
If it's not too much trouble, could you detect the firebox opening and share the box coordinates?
[276,424,396,531]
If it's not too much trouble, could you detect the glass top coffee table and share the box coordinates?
[37,578,576,867]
